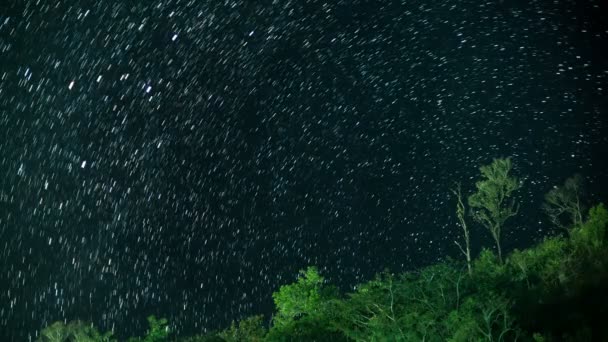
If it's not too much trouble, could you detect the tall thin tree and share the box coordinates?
[543,174,586,232]
[468,158,522,264]
[451,182,472,276]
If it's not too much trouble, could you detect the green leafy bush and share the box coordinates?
[266,267,346,341]
[218,315,266,342]
[38,320,115,342]
[571,203,608,253]
[127,316,169,342]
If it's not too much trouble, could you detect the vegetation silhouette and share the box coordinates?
[37,159,608,341]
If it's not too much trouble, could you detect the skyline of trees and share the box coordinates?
[35,158,608,341]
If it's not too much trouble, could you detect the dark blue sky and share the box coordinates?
[1,0,607,340]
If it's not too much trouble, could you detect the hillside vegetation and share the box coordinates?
[37,160,608,341]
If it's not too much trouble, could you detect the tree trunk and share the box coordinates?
[494,234,503,264]
[466,246,472,276]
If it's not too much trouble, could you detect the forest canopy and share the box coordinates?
[36,159,608,342]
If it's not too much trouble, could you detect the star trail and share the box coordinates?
[1,0,607,340]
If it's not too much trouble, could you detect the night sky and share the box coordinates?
[1,0,607,340]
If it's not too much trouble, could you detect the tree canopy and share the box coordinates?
[36,160,608,342]
[468,157,522,263]
[543,174,586,231]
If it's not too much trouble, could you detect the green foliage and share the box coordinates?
[38,321,115,342]
[330,263,476,342]
[571,203,608,253]
[468,157,522,263]
[445,307,480,342]
[268,266,346,341]
[472,249,508,289]
[531,333,547,342]
[33,154,608,342]
[218,315,266,342]
[446,294,520,342]
[507,237,571,292]
[543,174,586,231]
[271,266,327,328]
[564,203,608,282]
[451,182,473,276]
[328,261,525,342]
[473,295,520,342]
[177,333,224,342]
[37,217,608,341]
[264,316,348,341]
[127,316,169,342]
[331,271,414,341]
[38,322,69,342]
[145,316,169,342]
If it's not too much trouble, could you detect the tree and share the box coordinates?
[268,266,346,340]
[271,267,326,328]
[38,320,115,342]
[468,158,522,264]
[333,272,410,341]
[451,182,472,276]
[543,174,586,232]
[38,322,68,342]
[571,203,608,254]
[127,316,169,342]
[218,315,266,342]
[507,237,570,292]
